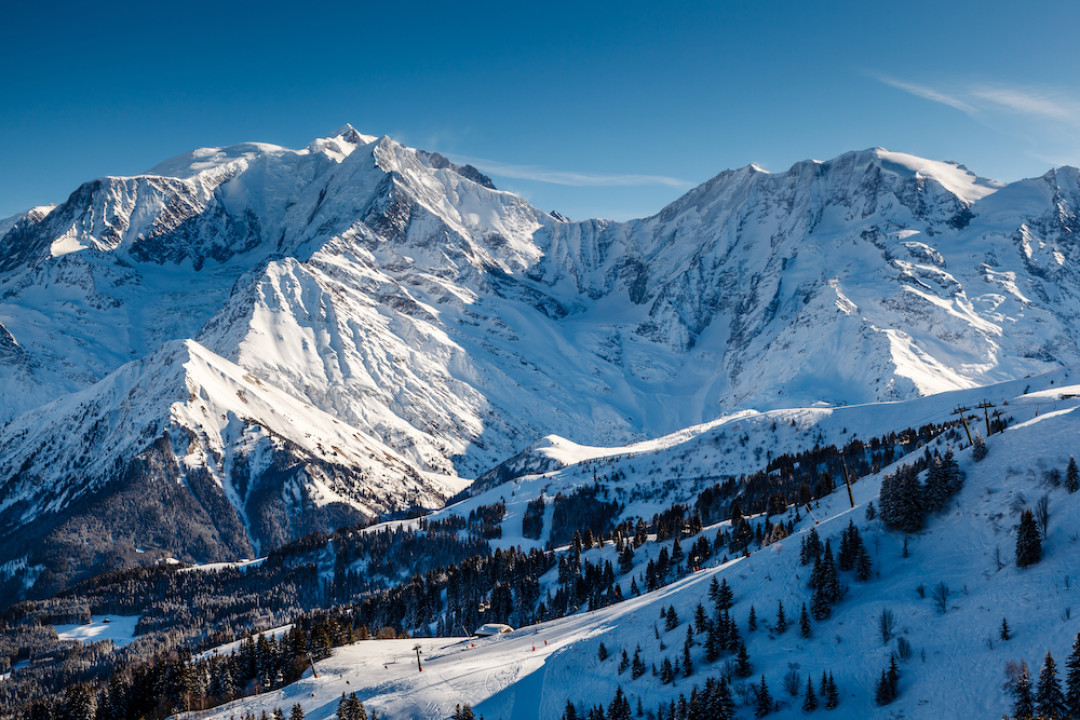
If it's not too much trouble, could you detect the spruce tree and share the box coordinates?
[748,605,757,631]
[754,675,772,718]
[1064,632,1080,720]
[922,454,948,512]
[1000,617,1011,642]
[824,672,839,709]
[716,578,734,610]
[1036,652,1067,720]
[694,603,708,633]
[632,646,646,679]
[1013,663,1035,720]
[1016,509,1042,567]
[290,704,306,720]
[865,500,876,521]
[683,626,694,677]
[811,584,831,621]
[349,693,368,720]
[802,675,818,712]
[1067,457,1080,493]
[941,447,963,495]
[607,688,632,720]
[800,603,812,638]
[775,600,787,634]
[704,621,721,663]
[736,642,752,677]
[886,655,900,699]
[660,658,674,684]
[855,544,872,581]
[874,670,894,705]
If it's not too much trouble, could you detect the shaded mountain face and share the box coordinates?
[1,127,1079,603]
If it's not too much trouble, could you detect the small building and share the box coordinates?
[473,623,514,637]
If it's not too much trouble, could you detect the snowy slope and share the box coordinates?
[0,338,464,598]
[183,381,1080,720]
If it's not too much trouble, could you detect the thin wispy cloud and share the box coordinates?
[451,155,694,189]
[875,74,1080,128]
[874,75,976,114]
[969,87,1079,121]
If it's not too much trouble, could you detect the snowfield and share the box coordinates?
[53,615,142,648]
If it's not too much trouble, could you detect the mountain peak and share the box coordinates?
[328,123,378,146]
[826,147,1003,204]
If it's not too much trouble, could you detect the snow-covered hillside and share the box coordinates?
[4,127,1080,603]
[183,376,1080,720]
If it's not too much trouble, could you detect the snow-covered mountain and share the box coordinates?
[3,126,1080,601]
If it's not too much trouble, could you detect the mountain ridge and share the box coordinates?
[3,128,1080,602]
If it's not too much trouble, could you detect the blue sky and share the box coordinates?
[3,0,1080,221]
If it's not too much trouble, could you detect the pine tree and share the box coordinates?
[607,687,632,720]
[874,670,894,705]
[290,704,306,720]
[1016,509,1042,567]
[754,675,772,718]
[865,500,876,521]
[683,626,694,677]
[660,658,675,684]
[824,672,839,709]
[598,642,609,661]
[855,543,872,581]
[748,605,757,631]
[1037,652,1067,720]
[802,675,818,712]
[838,521,855,571]
[922,454,948,512]
[618,649,630,674]
[704,620,721,663]
[694,603,708,633]
[800,603,812,638]
[632,646,646,679]
[716,678,735,720]
[1068,457,1080,493]
[562,699,579,720]
[886,655,900,699]
[1013,663,1035,720]
[811,584,831,621]
[350,693,368,720]
[736,642,752,677]
[1066,632,1080,720]
[1000,617,1011,641]
[716,578,734,610]
[775,600,787,634]
[941,447,963,495]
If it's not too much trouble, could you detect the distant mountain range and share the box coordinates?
[2,125,1080,602]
